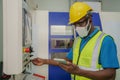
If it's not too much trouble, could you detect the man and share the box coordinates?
[32,2,119,80]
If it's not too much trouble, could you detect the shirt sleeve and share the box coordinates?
[66,48,73,60]
[99,35,119,69]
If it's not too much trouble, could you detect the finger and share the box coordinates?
[32,60,42,66]
[32,59,40,64]
[59,63,68,69]
[31,59,38,63]
[32,58,39,61]
[32,61,38,65]
[66,61,76,66]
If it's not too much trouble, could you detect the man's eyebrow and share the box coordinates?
[77,18,88,23]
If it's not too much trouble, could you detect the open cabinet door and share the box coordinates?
[3,0,22,74]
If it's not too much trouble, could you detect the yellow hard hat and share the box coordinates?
[69,2,92,24]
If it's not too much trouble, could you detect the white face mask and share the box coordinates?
[75,20,91,38]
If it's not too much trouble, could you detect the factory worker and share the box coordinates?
[32,2,119,80]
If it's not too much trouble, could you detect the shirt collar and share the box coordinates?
[81,28,99,39]
[88,28,99,38]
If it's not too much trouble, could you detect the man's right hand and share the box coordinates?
[31,58,46,66]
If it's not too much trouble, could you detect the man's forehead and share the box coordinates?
[76,16,88,23]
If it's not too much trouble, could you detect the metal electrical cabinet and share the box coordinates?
[3,0,33,75]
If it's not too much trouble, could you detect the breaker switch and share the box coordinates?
[23,48,30,53]
[23,46,34,53]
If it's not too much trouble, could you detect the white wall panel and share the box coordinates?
[32,10,49,80]
[35,0,69,12]
[84,1,101,12]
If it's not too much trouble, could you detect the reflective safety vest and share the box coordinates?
[72,31,107,80]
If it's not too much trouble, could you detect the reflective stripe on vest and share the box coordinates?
[72,31,107,80]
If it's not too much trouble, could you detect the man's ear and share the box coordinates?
[89,17,92,23]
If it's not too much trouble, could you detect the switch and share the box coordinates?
[23,48,30,53]
[23,46,34,53]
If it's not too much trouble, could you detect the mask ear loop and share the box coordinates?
[86,11,92,32]
[86,19,91,32]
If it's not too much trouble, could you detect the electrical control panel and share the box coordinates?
[22,1,33,72]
